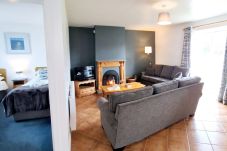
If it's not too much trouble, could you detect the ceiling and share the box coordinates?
[0,2,44,26]
[0,0,43,4]
[66,0,227,30]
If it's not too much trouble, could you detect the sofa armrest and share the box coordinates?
[97,97,117,128]
[97,97,109,111]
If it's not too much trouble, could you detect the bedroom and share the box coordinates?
[0,1,52,151]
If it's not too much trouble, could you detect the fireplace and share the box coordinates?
[96,60,125,91]
[102,70,120,86]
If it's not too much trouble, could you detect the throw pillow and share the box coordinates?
[160,65,174,79]
[173,72,182,79]
[178,76,201,87]
[154,65,163,76]
[108,86,154,112]
[153,80,179,94]
[171,66,189,79]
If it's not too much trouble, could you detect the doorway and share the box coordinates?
[191,26,227,102]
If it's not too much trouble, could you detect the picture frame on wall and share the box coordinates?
[5,33,31,54]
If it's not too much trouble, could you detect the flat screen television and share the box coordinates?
[73,66,94,81]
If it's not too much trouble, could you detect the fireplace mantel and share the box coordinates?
[96,60,126,91]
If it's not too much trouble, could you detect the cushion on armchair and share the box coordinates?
[108,86,154,112]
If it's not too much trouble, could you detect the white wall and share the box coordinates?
[0,3,46,87]
[155,14,227,66]
[43,0,72,150]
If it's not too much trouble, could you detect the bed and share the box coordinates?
[1,67,50,121]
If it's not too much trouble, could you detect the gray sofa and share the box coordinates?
[97,77,203,150]
[141,64,189,85]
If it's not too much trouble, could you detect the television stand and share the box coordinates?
[74,79,96,98]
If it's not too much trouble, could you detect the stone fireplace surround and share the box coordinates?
[97,60,125,91]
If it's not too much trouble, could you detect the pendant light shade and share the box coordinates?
[158,12,172,25]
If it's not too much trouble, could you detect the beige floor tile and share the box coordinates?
[188,130,210,144]
[71,133,97,151]
[221,123,227,131]
[144,137,168,151]
[168,140,189,151]
[149,128,169,139]
[124,139,146,151]
[92,143,112,151]
[168,129,188,141]
[203,121,226,132]
[190,143,213,151]
[207,132,227,146]
[187,120,205,131]
[212,145,227,151]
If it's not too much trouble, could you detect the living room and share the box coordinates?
[1,0,226,151]
[68,0,227,151]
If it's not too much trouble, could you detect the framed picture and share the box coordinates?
[5,33,31,54]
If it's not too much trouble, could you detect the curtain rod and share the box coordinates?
[192,20,227,29]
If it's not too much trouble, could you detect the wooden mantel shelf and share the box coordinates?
[96,60,126,91]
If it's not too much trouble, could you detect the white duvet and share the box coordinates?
[23,77,48,88]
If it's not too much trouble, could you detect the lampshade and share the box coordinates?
[158,12,172,25]
[145,46,152,54]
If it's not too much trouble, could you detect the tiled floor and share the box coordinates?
[71,94,227,151]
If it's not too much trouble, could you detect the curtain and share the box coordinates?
[218,37,227,104]
[181,27,192,68]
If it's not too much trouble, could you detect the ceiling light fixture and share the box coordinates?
[157,12,172,25]
[8,0,18,3]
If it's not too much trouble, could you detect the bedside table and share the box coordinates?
[12,79,28,88]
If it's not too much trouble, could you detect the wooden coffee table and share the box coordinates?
[101,82,145,97]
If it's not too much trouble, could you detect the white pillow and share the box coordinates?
[36,68,48,80]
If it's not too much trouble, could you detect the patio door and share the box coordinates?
[191,26,227,102]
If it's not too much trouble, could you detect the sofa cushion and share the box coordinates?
[171,66,189,79]
[108,86,154,112]
[154,65,163,76]
[141,75,170,83]
[178,77,201,87]
[160,65,174,79]
[153,80,179,94]
[145,66,155,76]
